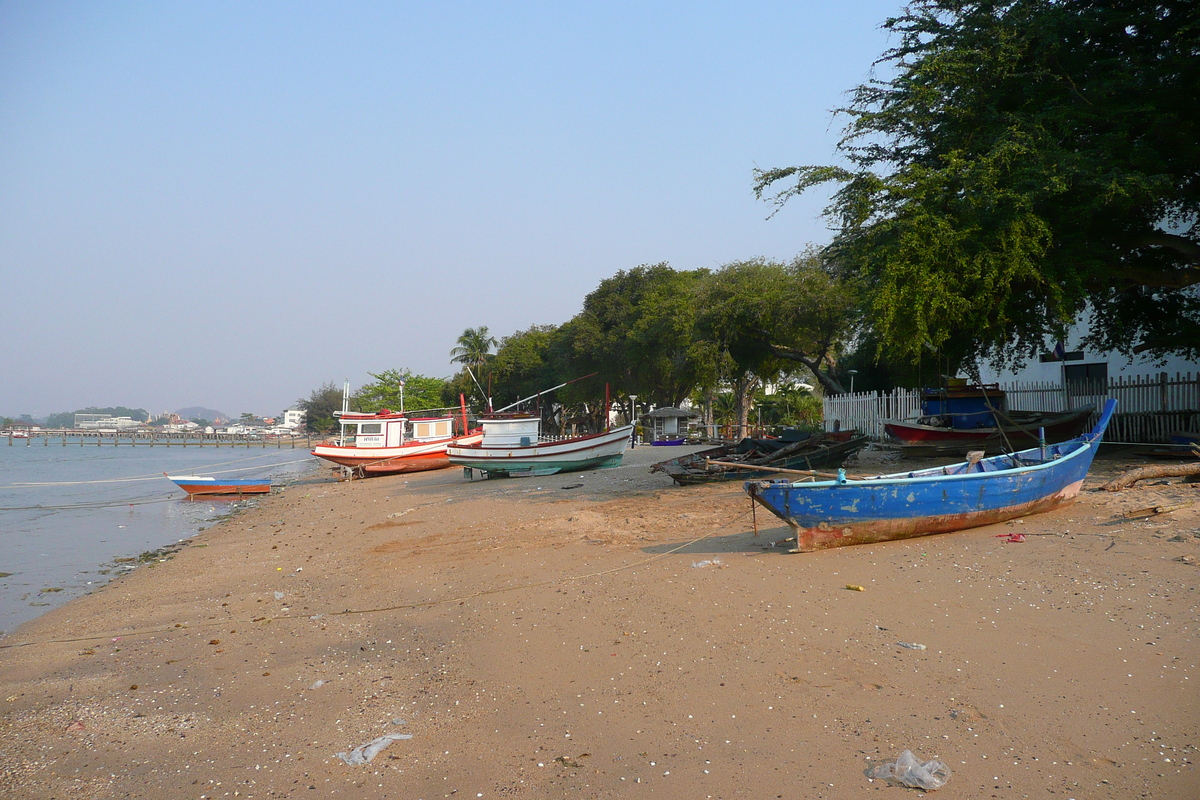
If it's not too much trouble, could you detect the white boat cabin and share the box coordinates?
[479,415,541,447]
[336,409,455,448]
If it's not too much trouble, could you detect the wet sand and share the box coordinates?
[1,445,1197,798]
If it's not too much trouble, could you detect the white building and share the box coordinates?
[977,325,1196,388]
[282,408,306,429]
[75,414,141,430]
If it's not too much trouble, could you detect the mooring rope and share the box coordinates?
[3,452,317,488]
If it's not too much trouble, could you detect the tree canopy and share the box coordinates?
[450,327,497,373]
[297,382,347,433]
[296,257,863,435]
[354,369,447,413]
[755,0,1200,367]
[569,264,717,408]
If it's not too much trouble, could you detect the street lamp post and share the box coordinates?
[628,395,638,448]
[847,370,858,395]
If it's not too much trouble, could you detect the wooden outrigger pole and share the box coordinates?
[492,372,600,413]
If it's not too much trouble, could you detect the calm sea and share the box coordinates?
[0,438,323,637]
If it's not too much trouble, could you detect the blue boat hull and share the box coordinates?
[746,401,1116,551]
[166,475,272,497]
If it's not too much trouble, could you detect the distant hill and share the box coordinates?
[176,406,227,423]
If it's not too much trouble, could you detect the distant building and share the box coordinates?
[75,414,140,430]
[282,408,306,429]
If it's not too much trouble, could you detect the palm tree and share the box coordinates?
[450,326,497,373]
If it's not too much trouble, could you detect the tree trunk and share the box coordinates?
[763,341,846,395]
[1101,462,1200,491]
[733,375,758,440]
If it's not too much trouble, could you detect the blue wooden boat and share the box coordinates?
[745,400,1116,552]
[166,474,272,498]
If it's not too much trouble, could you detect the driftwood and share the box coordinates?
[1122,501,1195,519]
[1102,462,1200,491]
[759,436,827,465]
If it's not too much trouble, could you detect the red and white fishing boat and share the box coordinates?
[311,409,482,477]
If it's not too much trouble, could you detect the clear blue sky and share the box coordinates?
[1,1,901,419]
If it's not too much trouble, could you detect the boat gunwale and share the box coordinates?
[750,437,1098,491]
[448,425,633,454]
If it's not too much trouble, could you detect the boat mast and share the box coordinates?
[338,379,350,446]
[465,365,492,412]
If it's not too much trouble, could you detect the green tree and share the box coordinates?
[697,261,792,433]
[450,327,497,374]
[354,370,447,413]
[570,264,717,407]
[488,325,566,409]
[297,382,349,434]
[755,0,1200,368]
[697,255,858,403]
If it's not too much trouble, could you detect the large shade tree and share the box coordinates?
[488,324,567,410]
[569,264,718,408]
[755,0,1200,368]
[698,254,862,397]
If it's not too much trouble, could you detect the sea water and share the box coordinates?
[0,439,321,636]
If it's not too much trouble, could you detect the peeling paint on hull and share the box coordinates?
[753,480,1082,551]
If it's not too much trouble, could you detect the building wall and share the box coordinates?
[976,324,1196,386]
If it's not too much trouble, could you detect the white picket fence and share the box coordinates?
[824,372,1200,444]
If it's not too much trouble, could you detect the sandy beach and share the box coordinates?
[1,444,1197,799]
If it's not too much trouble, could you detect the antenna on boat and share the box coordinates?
[465,365,492,412]
[340,380,350,416]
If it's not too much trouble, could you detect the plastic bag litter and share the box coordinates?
[869,750,950,791]
[691,558,723,568]
[336,733,413,765]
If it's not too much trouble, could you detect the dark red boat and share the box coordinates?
[883,384,1095,454]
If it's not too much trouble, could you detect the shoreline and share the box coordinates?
[0,448,320,634]
[1,446,1197,798]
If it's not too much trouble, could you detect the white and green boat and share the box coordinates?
[447,415,632,478]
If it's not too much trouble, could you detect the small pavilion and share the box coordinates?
[643,407,697,444]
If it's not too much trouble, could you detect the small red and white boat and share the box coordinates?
[166,475,272,497]
[311,409,482,477]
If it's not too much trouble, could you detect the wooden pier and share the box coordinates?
[5,429,313,448]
